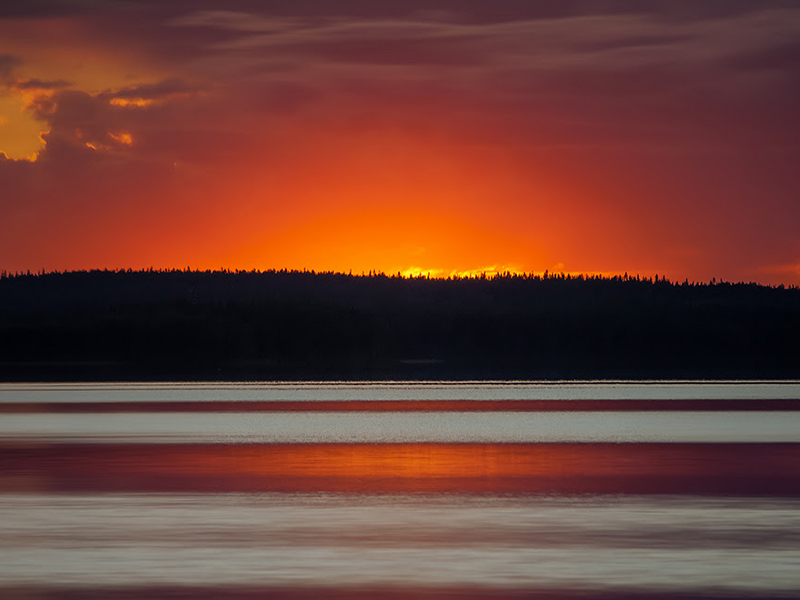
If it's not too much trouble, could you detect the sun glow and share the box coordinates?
[400,265,526,279]
[230,199,539,278]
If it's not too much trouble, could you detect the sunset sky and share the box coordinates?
[1,1,799,284]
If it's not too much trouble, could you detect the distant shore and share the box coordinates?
[1,269,798,381]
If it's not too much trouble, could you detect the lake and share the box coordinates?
[1,381,800,599]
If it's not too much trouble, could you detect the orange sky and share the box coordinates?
[2,2,799,284]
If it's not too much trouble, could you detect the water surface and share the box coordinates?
[2,381,799,599]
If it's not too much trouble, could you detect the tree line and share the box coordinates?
[1,269,798,380]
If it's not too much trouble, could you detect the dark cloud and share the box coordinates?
[0,54,21,81]
[725,40,800,73]
[578,33,694,53]
[110,78,200,100]
[0,1,73,18]
[33,90,103,131]
[286,36,484,67]
[0,0,120,18]
[12,78,72,90]
[169,7,800,73]
[6,0,800,25]
[8,3,800,153]
[129,0,800,23]
[22,83,259,169]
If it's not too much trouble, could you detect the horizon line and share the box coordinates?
[1,266,797,290]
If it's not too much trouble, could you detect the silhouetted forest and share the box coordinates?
[0,268,798,380]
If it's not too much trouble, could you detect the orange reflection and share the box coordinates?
[4,443,800,495]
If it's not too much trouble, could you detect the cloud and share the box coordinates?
[164,6,800,115]
[0,1,89,18]
[111,78,200,101]
[0,54,21,82]
[169,10,301,33]
[18,77,261,171]
[725,40,800,72]
[12,78,72,90]
[101,79,203,108]
[157,1,800,26]
[169,7,800,65]
[172,12,483,67]
[9,4,800,157]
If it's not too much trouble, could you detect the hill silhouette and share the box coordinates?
[0,269,798,381]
